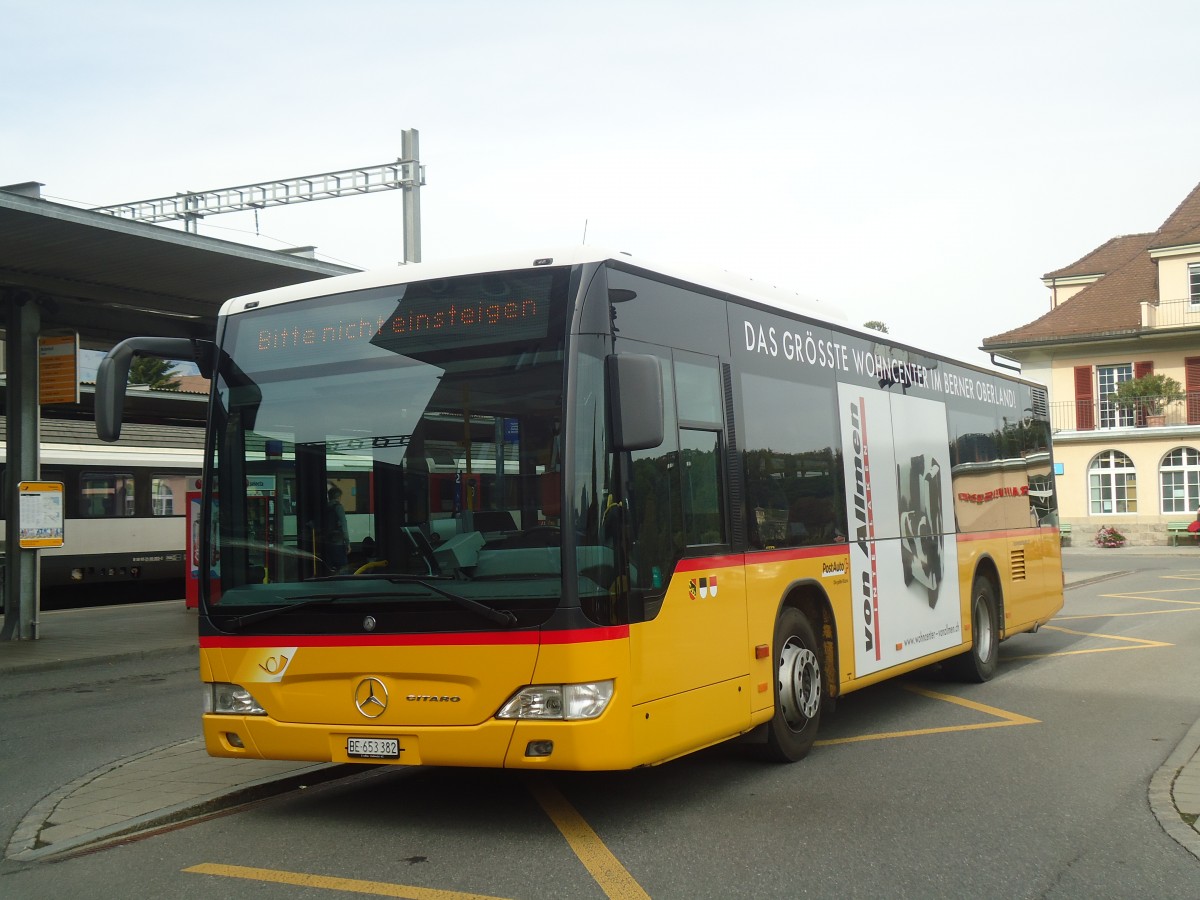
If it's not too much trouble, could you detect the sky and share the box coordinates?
[5,0,1200,373]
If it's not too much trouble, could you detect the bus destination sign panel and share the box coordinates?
[245,272,556,368]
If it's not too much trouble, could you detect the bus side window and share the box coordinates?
[738,371,844,549]
[674,356,726,548]
[679,429,725,545]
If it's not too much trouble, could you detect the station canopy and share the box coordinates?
[0,184,357,346]
[0,185,360,423]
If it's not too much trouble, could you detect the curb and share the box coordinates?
[1149,716,1200,863]
[0,643,198,677]
[6,740,361,862]
[1064,571,1135,590]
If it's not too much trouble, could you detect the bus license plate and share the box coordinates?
[347,737,400,759]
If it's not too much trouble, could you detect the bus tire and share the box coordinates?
[762,606,824,763]
[946,576,999,683]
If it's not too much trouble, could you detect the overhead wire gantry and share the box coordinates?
[91,129,424,262]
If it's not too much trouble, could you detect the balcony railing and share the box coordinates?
[1050,391,1200,433]
[1140,297,1200,329]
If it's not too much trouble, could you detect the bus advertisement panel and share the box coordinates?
[837,385,962,677]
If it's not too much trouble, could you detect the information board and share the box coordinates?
[39,331,80,405]
[18,481,65,548]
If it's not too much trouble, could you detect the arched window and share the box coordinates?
[1089,450,1137,514]
[1160,446,1200,514]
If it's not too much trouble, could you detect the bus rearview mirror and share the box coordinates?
[607,353,664,451]
[96,336,202,442]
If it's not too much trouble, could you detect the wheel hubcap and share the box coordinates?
[974,595,994,663]
[778,636,821,730]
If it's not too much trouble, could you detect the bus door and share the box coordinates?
[626,351,748,709]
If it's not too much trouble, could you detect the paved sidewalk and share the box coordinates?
[5,739,346,861]
[0,601,355,861]
[0,599,197,674]
[1,548,1197,861]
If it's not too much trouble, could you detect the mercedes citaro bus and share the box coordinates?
[96,247,1063,770]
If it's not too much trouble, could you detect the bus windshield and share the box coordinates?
[205,266,577,631]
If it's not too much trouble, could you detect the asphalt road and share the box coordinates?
[1,555,1198,898]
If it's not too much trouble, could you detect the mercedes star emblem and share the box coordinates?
[354,677,389,718]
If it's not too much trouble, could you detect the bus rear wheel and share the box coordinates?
[763,607,824,762]
[946,577,999,683]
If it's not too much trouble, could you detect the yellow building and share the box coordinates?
[983,182,1200,546]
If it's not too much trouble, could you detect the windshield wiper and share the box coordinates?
[379,575,518,627]
[223,596,344,631]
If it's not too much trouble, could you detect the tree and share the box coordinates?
[127,357,181,390]
[863,320,889,333]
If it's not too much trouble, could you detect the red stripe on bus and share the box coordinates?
[674,554,745,572]
[199,625,629,650]
[539,625,629,643]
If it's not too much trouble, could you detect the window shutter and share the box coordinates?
[1186,357,1200,425]
[1133,362,1153,426]
[1074,365,1095,430]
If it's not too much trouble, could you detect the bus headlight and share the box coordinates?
[496,680,614,721]
[204,682,267,716]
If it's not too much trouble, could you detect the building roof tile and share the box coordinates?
[985,181,1200,349]
[1041,233,1152,280]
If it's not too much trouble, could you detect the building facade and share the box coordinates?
[983,182,1200,546]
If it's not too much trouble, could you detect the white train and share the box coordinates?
[2,416,203,600]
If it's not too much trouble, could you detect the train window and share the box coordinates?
[152,474,194,516]
[80,473,136,518]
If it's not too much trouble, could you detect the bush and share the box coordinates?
[1094,525,1126,548]
[1109,374,1185,416]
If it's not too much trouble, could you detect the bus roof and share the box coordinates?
[216,246,1031,383]
[219,246,842,325]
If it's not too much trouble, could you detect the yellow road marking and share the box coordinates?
[184,863,510,899]
[525,777,651,900]
[1098,589,1200,606]
[1046,628,1166,648]
[815,685,1038,746]
[1007,624,1173,659]
[1054,584,1200,622]
[903,685,1040,721]
[1055,608,1200,620]
[185,779,652,900]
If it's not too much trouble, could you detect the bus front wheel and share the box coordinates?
[946,577,999,683]
[763,607,825,763]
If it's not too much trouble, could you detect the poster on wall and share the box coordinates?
[838,384,962,677]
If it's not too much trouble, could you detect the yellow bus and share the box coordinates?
[97,248,1063,769]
